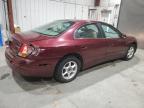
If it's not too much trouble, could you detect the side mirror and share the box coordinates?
[121,34,127,38]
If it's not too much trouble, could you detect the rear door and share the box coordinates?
[99,22,127,59]
[74,23,107,68]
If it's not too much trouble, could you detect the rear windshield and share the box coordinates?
[32,20,74,36]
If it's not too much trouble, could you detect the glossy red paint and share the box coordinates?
[5,20,137,77]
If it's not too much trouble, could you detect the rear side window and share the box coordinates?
[75,24,102,39]
[32,20,74,36]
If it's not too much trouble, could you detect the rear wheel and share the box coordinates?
[54,56,81,83]
[124,44,136,60]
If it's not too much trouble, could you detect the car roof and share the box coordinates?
[58,19,111,26]
[59,19,100,23]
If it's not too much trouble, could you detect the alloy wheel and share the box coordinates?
[127,46,135,59]
[62,61,78,80]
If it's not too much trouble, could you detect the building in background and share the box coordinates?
[11,0,94,31]
[0,0,11,43]
[89,0,121,27]
[0,0,122,35]
[10,0,121,31]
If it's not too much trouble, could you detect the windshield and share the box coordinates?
[32,20,74,36]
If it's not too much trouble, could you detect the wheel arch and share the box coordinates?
[55,53,83,72]
[130,41,137,52]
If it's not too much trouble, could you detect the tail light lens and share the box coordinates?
[18,44,39,58]
[18,44,30,57]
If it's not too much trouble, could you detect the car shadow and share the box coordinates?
[11,56,140,94]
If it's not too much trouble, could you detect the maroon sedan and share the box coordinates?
[5,20,137,83]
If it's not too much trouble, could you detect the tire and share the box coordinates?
[54,56,81,83]
[123,44,136,60]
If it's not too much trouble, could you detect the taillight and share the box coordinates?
[18,44,40,57]
[18,44,30,57]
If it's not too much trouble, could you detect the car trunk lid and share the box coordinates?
[9,31,52,55]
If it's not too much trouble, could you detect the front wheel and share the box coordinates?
[54,56,81,83]
[124,44,136,60]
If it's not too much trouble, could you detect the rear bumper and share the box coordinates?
[5,47,58,77]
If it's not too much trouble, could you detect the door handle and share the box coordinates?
[80,46,87,49]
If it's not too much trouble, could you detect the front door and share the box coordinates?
[100,23,127,60]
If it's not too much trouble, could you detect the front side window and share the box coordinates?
[75,24,101,38]
[32,20,74,36]
[101,24,121,38]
